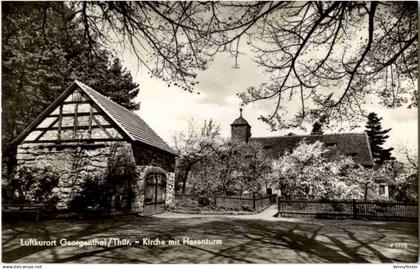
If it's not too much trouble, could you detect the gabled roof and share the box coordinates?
[250,132,374,166]
[75,81,176,155]
[12,80,176,156]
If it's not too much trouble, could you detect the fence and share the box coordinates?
[278,199,418,221]
[175,193,277,211]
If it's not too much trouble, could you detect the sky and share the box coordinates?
[120,50,418,160]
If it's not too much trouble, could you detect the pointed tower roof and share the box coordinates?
[231,108,250,126]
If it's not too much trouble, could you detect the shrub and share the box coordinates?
[69,143,137,214]
[2,165,59,207]
[174,196,198,209]
[68,176,109,214]
[197,196,210,207]
[241,205,252,211]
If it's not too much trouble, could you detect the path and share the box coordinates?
[157,204,280,220]
[2,209,418,263]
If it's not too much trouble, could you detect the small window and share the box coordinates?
[346,152,358,157]
[263,145,272,150]
[379,185,386,195]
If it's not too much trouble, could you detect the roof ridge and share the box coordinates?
[74,80,176,155]
[251,132,367,139]
[74,80,135,115]
[75,80,136,141]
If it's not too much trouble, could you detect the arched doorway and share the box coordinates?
[144,172,167,215]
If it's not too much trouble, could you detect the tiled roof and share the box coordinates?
[250,133,374,166]
[75,80,176,155]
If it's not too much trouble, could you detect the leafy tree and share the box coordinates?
[173,119,221,193]
[2,2,139,157]
[390,145,418,202]
[67,52,140,110]
[365,112,394,165]
[208,140,269,195]
[58,2,416,129]
[2,2,68,148]
[269,140,384,200]
[346,166,389,202]
[235,141,272,194]
[200,140,243,195]
[187,138,242,195]
[176,126,269,196]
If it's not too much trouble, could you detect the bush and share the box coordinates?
[69,143,137,214]
[2,177,15,202]
[197,196,211,207]
[174,196,198,209]
[331,202,346,212]
[2,165,59,207]
[68,176,109,214]
[241,205,252,211]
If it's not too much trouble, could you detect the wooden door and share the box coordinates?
[144,173,166,215]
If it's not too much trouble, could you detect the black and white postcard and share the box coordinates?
[1,1,418,267]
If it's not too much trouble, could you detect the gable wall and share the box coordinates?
[22,89,123,143]
[132,143,176,173]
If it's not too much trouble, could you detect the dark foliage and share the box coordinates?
[365,112,394,165]
[311,121,324,135]
[197,196,211,207]
[69,144,137,214]
[389,174,418,203]
[2,2,139,158]
[2,166,59,207]
[68,176,111,214]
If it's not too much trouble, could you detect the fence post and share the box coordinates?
[278,197,281,216]
[352,199,357,219]
[253,193,256,210]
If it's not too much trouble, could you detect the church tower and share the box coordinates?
[231,108,251,143]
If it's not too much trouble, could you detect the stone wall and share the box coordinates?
[16,142,121,209]
[231,124,251,143]
[132,143,176,172]
[166,172,175,205]
[16,141,176,213]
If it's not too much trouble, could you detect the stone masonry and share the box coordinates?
[16,141,175,212]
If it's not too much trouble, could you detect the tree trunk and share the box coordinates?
[182,163,192,194]
[364,183,368,201]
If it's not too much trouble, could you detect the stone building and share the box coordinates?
[11,80,177,215]
[230,110,390,199]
